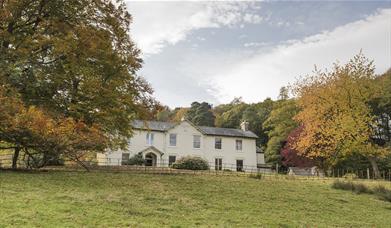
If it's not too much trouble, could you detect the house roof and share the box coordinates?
[198,126,258,139]
[132,120,175,132]
[132,120,258,139]
[138,146,164,156]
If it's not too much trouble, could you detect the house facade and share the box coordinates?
[97,119,265,171]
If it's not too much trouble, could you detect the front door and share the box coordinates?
[145,152,157,166]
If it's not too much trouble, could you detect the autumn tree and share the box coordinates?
[0,0,153,150]
[280,126,315,168]
[293,53,388,177]
[0,86,107,169]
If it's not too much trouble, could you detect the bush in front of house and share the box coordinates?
[124,154,145,165]
[172,156,209,170]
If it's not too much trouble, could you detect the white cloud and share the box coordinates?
[126,1,262,55]
[243,42,270,48]
[209,9,391,103]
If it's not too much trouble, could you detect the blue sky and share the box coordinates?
[126,1,391,108]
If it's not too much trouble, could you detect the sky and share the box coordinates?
[125,1,391,108]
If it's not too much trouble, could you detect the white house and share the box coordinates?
[97,119,265,171]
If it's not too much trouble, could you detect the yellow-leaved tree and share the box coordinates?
[292,53,388,178]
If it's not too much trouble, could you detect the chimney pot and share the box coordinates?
[240,121,249,131]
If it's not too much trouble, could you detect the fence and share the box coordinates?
[1,154,391,181]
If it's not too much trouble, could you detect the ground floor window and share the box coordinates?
[215,158,222,171]
[236,159,243,172]
[121,153,130,165]
[169,155,176,166]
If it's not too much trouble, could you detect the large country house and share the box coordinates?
[97,119,265,171]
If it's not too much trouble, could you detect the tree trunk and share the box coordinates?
[368,156,380,179]
[12,147,21,169]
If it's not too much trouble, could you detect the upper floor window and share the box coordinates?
[169,133,177,146]
[236,139,242,151]
[193,135,201,149]
[215,137,222,149]
[146,132,154,145]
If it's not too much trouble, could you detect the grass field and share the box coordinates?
[0,171,390,227]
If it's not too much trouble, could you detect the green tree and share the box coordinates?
[242,98,274,147]
[263,99,299,165]
[186,102,215,126]
[370,69,391,147]
[0,0,153,149]
[278,86,289,100]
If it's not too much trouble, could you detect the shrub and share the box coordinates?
[332,180,372,194]
[172,156,209,170]
[332,180,391,203]
[374,186,391,202]
[124,154,145,165]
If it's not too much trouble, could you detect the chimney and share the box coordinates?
[240,120,249,131]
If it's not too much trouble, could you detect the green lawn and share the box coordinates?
[0,171,390,227]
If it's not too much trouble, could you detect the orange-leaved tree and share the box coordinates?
[0,86,107,169]
[292,53,388,177]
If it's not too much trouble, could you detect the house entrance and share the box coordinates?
[145,152,157,166]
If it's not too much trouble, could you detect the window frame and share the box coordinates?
[146,132,154,145]
[168,155,176,166]
[169,133,177,147]
[215,137,222,150]
[121,153,130,165]
[215,158,222,171]
[193,135,201,149]
[235,139,243,151]
[236,159,244,172]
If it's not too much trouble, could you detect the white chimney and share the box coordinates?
[240,120,249,131]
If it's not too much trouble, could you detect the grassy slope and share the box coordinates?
[0,171,390,227]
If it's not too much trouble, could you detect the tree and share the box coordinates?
[215,101,248,128]
[280,126,315,168]
[278,86,289,100]
[263,99,299,165]
[242,98,274,146]
[171,108,189,122]
[0,0,153,150]
[293,53,389,177]
[186,102,215,126]
[370,69,391,147]
[0,86,107,169]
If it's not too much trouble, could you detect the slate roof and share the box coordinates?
[132,120,258,139]
[198,126,258,139]
[132,120,175,132]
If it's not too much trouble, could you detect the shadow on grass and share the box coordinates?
[332,180,391,203]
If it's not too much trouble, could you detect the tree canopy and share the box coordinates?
[0,0,153,149]
[292,53,389,176]
[186,102,215,127]
[0,0,153,168]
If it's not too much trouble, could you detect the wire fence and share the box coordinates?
[1,154,391,182]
